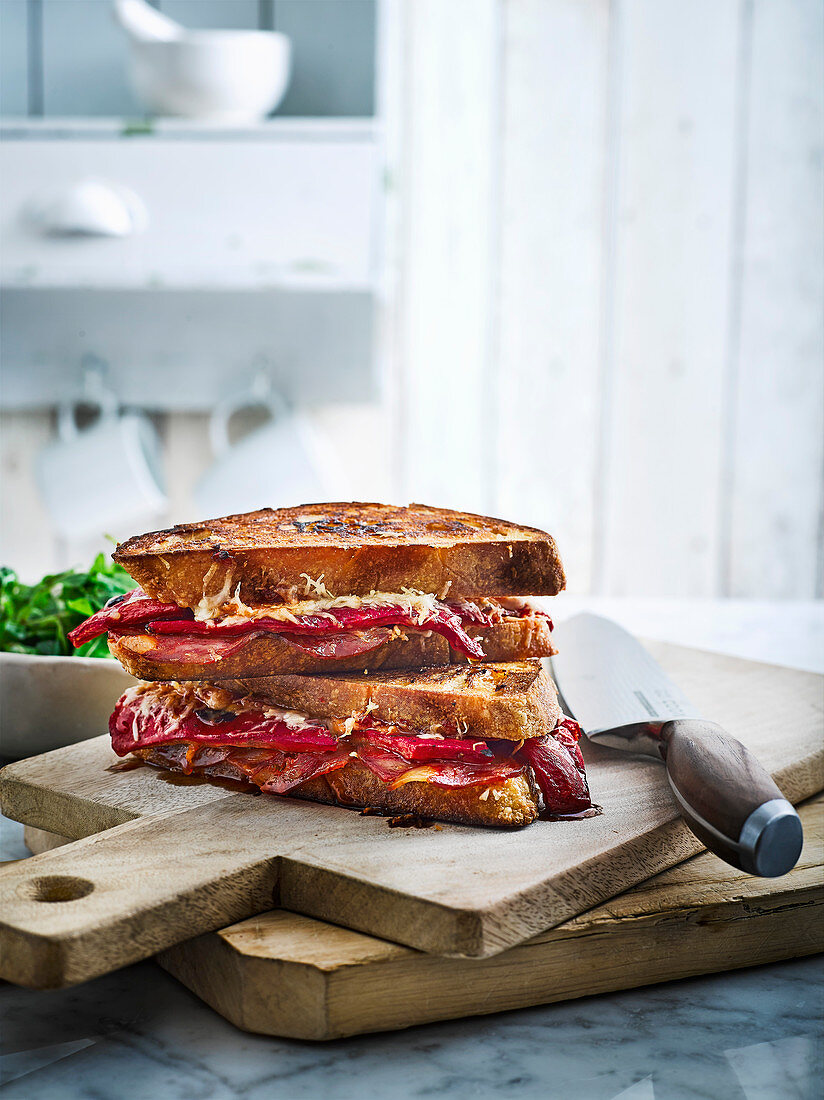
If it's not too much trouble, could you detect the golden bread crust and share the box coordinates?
[136,750,538,828]
[298,760,540,828]
[113,503,566,605]
[109,617,556,682]
[220,659,560,741]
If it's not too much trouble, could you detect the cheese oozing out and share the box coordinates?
[120,681,466,745]
[120,681,324,741]
[190,571,549,628]
[192,569,451,628]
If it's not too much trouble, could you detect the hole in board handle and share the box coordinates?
[18,875,95,903]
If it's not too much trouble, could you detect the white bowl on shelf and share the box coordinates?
[0,652,136,760]
[128,31,292,123]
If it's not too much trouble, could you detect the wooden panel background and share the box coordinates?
[389,0,500,515]
[726,0,824,599]
[599,0,739,598]
[0,0,821,600]
[385,0,823,598]
[494,0,609,591]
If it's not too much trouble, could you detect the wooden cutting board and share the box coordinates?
[24,794,824,1041]
[0,644,821,989]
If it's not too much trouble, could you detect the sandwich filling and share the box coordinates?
[110,681,592,815]
[70,586,553,665]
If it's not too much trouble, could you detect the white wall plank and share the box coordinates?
[394,0,499,513]
[727,0,824,597]
[494,0,609,591]
[599,0,740,596]
[374,0,406,500]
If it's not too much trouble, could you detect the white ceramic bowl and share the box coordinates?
[0,652,136,760]
[129,31,292,122]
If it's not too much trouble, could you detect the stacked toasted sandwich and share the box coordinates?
[70,503,593,827]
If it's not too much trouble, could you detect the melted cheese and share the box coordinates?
[121,682,198,740]
[192,580,446,628]
[492,596,550,615]
[123,681,487,749]
[300,572,334,598]
[194,565,237,617]
[124,680,322,734]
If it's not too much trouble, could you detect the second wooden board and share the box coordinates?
[1,644,822,988]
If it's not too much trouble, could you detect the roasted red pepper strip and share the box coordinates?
[109,626,396,665]
[519,724,592,813]
[109,630,261,666]
[109,689,336,756]
[146,604,484,660]
[357,729,494,763]
[141,742,350,794]
[355,744,523,789]
[68,589,190,647]
[255,748,352,794]
[72,589,485,660]
[388,759,524,790]
[274,627,396,660]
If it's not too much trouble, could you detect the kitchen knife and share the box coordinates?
[550,614,803,877]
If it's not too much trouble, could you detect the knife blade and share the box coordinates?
[551,614,803,878]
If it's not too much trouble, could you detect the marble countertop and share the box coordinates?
[2,599,822,1099]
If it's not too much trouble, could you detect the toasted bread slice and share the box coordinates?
[220,660,559,742]
[114,503,565,607]
[109,616,555,681]
[137,748,540,828]
[295,760,540,827]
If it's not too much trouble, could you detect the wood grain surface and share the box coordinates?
[0,644,821,989]
[25,796,824,1041]
[159,795,824,1039]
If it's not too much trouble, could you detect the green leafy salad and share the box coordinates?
[0,554,134,658]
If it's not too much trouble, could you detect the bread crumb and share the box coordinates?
[387,814,436,829]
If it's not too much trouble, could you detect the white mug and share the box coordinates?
[194,379,337,516]
[37,392,167,541]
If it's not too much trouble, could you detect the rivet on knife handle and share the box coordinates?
[658,720,803,877]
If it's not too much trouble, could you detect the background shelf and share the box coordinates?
[0,120,379,292]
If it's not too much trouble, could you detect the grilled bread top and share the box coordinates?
[114,502,566,607]
[217,658,560,741]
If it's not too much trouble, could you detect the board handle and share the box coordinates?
[659,719,803,877]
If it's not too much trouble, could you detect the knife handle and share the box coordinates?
[658,720,803,877]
